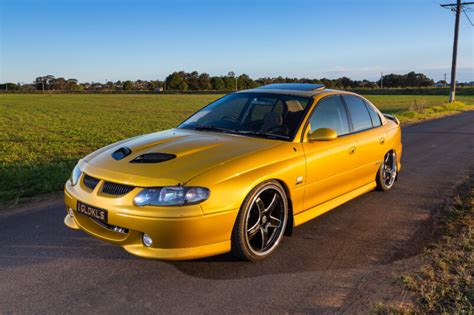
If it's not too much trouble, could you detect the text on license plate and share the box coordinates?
[77,201,108,223]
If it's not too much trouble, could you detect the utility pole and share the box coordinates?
[440,1,474,102]
[380,72,383,89]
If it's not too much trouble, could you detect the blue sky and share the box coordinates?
[1,0,473,83]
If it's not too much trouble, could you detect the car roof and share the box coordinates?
[237,83,340,97]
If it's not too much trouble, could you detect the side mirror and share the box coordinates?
[308,128,337,141]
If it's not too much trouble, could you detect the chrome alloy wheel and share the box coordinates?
[244,185,287,256]
[382,151,397,188]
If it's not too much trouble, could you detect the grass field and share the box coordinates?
[1,93,473,205]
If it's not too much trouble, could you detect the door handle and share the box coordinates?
[349,146,356,154]
[379,137,385,144]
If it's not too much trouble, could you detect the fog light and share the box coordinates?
[142,233,153,247]
[68,208,74,217]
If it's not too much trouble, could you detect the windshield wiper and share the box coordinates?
[235,130,289,140]
[192,125,234,133]
[191,125,289,140]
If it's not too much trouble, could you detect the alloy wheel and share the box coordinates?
[244,186,287,256]
[382,151,397,188]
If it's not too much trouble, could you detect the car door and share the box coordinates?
[302,95,358,211]
[342,95,386,187]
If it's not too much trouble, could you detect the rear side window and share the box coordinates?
[343,95,373,132]
[308,95,350,136]
[364,101,382,127]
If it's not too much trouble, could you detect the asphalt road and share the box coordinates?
[1,112,473,314]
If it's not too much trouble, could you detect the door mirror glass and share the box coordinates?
[308,128,337,141]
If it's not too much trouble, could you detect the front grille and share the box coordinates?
[83,174,100,190]
[101,181,134,196]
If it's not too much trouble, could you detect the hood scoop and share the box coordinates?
[130,153,176,164]
[112,147,132,160]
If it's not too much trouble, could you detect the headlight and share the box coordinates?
[134,186,210,206]
[70,164,82,186]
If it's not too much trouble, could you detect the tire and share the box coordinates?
[231,181,288,261]
[376,150,398,191]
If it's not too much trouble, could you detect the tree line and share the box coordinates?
[0,71,443,92]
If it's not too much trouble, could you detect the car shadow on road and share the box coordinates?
[166,185,436,280]
[0,185,434,281]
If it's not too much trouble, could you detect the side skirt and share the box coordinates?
[293,182,377,227]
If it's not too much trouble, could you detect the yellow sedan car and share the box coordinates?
[64,83,402,261]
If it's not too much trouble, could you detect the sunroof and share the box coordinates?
[256,83,325,91]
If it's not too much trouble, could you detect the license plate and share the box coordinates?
[77,201,108,223]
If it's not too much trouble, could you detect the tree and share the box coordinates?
[123,80,134,91]
[186,71,200,90]
[65,79,80,91]
[237,74,256,90]
[378,72,434,88]
[50,77,67,90]
[165,72,188,90]
[198,73,211,90]
[0,83,19,91]
[211,76,225,90]
[105,81,115,90]
[34,75,55,90]
[223,76,236,90]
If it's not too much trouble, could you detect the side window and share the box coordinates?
[308,95,350,136]
[343,95,373,132]
[364,101,382,127]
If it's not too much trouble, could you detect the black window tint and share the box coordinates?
[344,95,373,131]
[364,101,382,127]
[309,95,350,136]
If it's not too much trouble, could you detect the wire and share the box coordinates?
[440,2,474,23]
[462,7,474,25]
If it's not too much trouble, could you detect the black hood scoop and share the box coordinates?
[112,147,132,160]
[130,153,176,164]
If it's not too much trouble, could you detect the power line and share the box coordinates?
[440,1,474,103]
[440,1,474,8]
[462,7,474,25]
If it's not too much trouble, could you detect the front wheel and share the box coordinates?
[376,150,398,191]
[231,181,288,261]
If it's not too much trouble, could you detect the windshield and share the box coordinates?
[178,93,312,140]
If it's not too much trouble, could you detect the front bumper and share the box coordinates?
[64,180,238,260]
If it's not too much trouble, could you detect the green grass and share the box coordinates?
[0,93,473,205]
[366,95,474,123]
[0,94,218,204]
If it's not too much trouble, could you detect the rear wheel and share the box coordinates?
[376,150,398,191]
[231,181,288,261]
